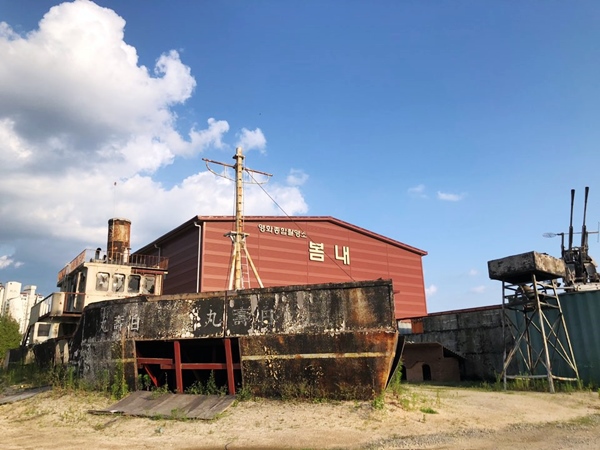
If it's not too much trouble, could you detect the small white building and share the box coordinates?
[0,282,43,335]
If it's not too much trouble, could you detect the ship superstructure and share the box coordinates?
[23,218,168,346]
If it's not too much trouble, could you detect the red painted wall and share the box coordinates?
[200,219,425,318]
[141,216,427,319]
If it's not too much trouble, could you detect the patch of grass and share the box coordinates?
[150,383,171,398]
[420,406,438,414]
[387,362,405,397]
[477,376,591,394]
[184,371,227,396]
[137,373,152,391]
[235,385,253,402]
[169,407,188,421]
[371,393,385,410]
[109,359,128,400]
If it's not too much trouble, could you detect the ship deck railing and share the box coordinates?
[57,249,168,283]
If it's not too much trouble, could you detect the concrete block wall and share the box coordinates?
[405,306,513,381]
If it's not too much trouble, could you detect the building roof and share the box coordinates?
[136,215,427,257]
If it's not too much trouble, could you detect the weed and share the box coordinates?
[235,385,253,402]
[435,390,442,407]
[387,362,404,397]
[371,393,385,410]
[137,373,152,391]
[151,383,171,398]
[185,371,227,396]
[185,379,205,395]
[205,370,218,394]
[420,406,438,414]
[169,407,188,421]
[110,359,128,400]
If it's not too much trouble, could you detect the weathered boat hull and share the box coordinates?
[240,331,398,399]
[69,279,399,399]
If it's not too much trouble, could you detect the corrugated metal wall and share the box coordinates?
[559,290,600,385]
[199,219,427,318]
[409,292,600,385]
[147,217,427,319]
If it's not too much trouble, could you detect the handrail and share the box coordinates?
[57,248,168,282]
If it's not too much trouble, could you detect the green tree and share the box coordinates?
[0,315,22,365]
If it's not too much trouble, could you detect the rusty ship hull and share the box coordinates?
[70,278,399,399]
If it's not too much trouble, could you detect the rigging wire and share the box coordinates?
[246,170,356,282]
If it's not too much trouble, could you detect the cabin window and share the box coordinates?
[141,276,156,295]
[96,272,109,291]
[113,274,125,293]
[37,323,51,337]
[128,275,141,293]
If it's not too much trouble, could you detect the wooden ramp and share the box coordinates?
[91,391,235,420]
[0,386,51,405]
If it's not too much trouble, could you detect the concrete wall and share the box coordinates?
[404,306,512,381]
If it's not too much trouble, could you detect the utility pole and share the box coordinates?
[203,147,271,290]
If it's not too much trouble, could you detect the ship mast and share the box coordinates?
[203,147,271,290]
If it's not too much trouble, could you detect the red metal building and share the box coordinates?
[135,216,428,319]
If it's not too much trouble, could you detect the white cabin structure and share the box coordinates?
[24,219,168,347]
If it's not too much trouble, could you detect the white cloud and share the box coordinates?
[425,284,438,296]
[408,184,427,198]
[0,255,23,270]
[236,128,267,153]
[468,268,478,276]
[470,285,486,294]
[437,191,466,202]
[0,1,308,290]
[286,169,309,187]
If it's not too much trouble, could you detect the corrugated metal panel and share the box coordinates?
[505,290,600,385]
[139,217,427,319]
[160,229,199,295]
[560,290,600,385]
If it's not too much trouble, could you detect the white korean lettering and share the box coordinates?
[309,242,325,262]
[335,245,351,265]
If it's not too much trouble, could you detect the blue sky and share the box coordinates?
[1,1,599,313]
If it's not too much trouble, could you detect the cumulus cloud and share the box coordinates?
[425,284,438,296]
[408,184,427,198]
[0,255,23,270]
[437,191,466,202]
[0,1,308,290]
[468,268,478,276]
[470,285,486,294]
[286,169,309,187]
[236,128,267,153]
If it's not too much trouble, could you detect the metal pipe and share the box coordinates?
[581,186,589,250]
[194,222,202,293]
[568,189,575,251]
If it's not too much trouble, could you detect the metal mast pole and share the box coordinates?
[203,147,272,291]
[233,147,244,290]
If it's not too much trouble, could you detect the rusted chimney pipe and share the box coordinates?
[107,218,131,263]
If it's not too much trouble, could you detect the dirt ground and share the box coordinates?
[1,384,599,449]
